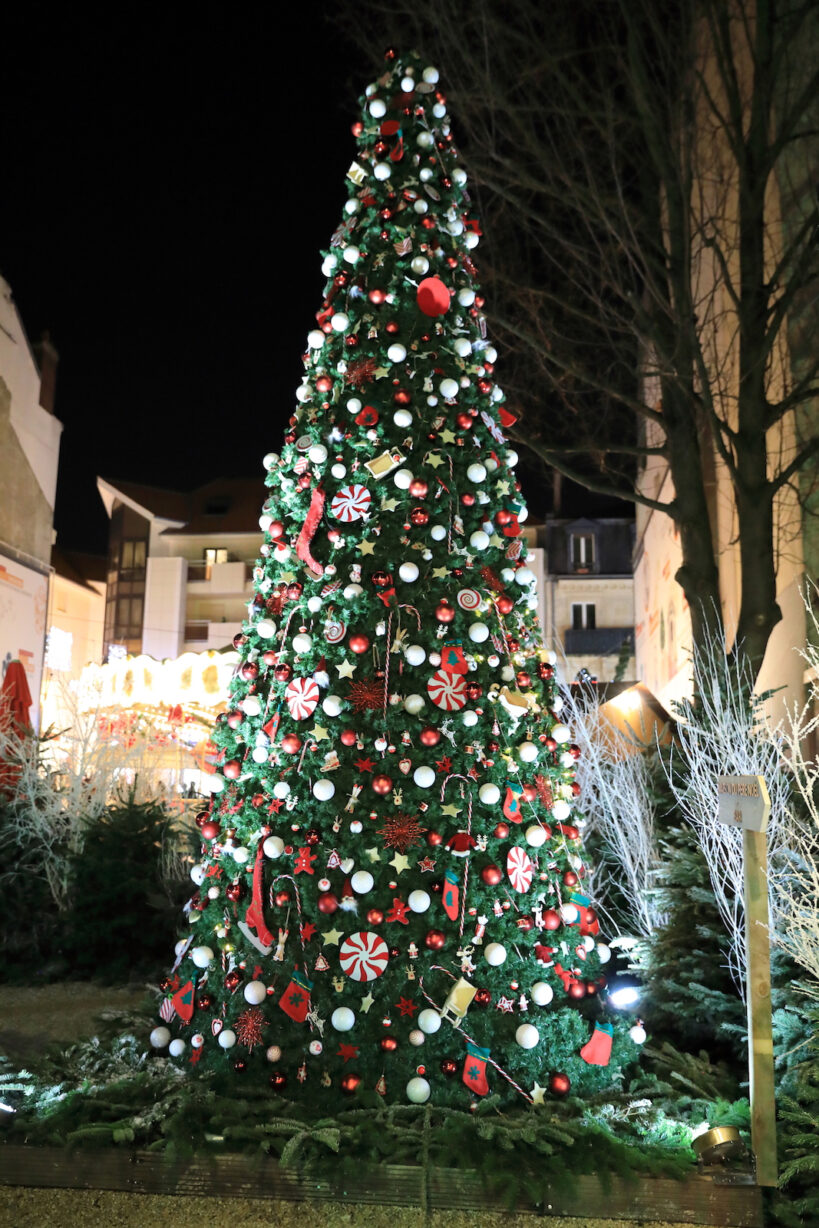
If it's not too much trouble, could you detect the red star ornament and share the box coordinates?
[395,996,418,1018]
[337,1043,359,1063]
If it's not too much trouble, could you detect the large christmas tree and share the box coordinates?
[153,50,642,1108]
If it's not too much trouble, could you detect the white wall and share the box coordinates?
[0,550,49,729]
[143,556,187,660]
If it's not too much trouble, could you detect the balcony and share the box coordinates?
[564,627,634,656]
[186,560,252,595]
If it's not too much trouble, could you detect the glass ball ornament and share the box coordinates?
[292,632,312,653]
[191,945,214,968]
[430,524,447,541]
[150,1026,171,1049]
[168,1038,186,1057]
[467,463,487,483]
[343,245,360,265]
[559,903,579,924]
[418,1008,442,1035]
[518,741,538,763]
[462,709,478,727]
[307,329,325,349]
[266,1045,283,1063]
[484,942,507,966]
[351,870,374,894]
[404,693,426,715]
[480,864,503,886]
[552,799,572,822]
[405,644,426,666]
[596,943,612,964]
[525,824,548,848]
[406,1076,431,1104]
[552,723,572,744]
[453,337,472,357]
[313,779,335,801]
[322,694,342,717]
[217,1029,237,1049]
[387,343,407,362]
[479,782,500,806]
[468,621,489,643]
[408,889,431,913]
[374,161,392,181]
[516,1024,540,1049]
[399,561,419,582]
[331,1007,356,1032]
[244,980,267,1005]
[439,377,459,399]
[368,98,387,118]
[530,981,554,1006]
[394,408,413,428]
[549,1071,571,1096]
[331,312,349,332]
[409,1029,425,1046]
[394,468,413,490]
[629,1023,647,1045]
[413,765,435,788]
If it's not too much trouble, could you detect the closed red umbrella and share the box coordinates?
[0,659,33,795]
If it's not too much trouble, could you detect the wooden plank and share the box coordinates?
[743,826,778,1186]
[0,1145,763,1226]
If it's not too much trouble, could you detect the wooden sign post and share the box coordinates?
[717,775,776,1187]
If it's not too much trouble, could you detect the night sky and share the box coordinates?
[3,8,372,554]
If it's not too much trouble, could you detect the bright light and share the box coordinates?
[45,626,73,672]
[108,644,127,663]
[609,986,641,1009]
[610,687,643,714]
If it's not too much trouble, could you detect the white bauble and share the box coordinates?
[368,98,387,118]
[331,312,349,332]
[203,775,224,793]
[469,531,490,551]
[347,396,362,413]
[255,618,276,639]
[332,1007,355,1032]
[408,889,431,913]
[515,567,535,588]
[292,632,312,653]
[191,1033,205,1048]
[462,710,478,727]
[168,1038,186,1058]
[559,904,579,924]
[351,870,374,894]
[422,65,439,83]
[263,451,280,470]
[428,652,441,666]
[516,1024,540,1050]
[452,166,467,186]
[259,513,272,532]
[464,231,480,250]
[307,329,325,349]
[413,765,435,788]
[308,1040,322,1056]
[479,782,500,806]
[330,463,346,479]
[190,863,206,886]
[150,1026,171,1049]
[468,621,489,643]
[322,694,343,717]
[273,781,291,798]
[405,644,426,667]
[393,408,413,428]
[308,444,328,464]
[398,562,419,583]
[506,448,519,466]
[267,1044,283,1062]
[394,468,414,490]
[313,779,335,801]
[484,942,507,966]
[525,824,548,848]
[232,846,250,865]
[251,747,268,764]
[218,1029,236,1049]
[244,980,267,1005]
[409,1029,425,1046]
[174,939,189,957]
[518,741,538,763]
[596,943,612,964]
[404,693,426,715]
[457,288,475,307]
[418,1008,442,1035]
[190,945,214,969]
[417,131,435,149]
[342,245,360,265]
[629,1024,647,1045]
[411,255,430,275]
[453,337,472,357]
[374,161,391,181]
[406,1077,431,1104]
[207,886,219,900]
[552,723,572,744]
[531,981,554,1007]
[467,462,487,483]
[560,751,575,768]
[439,377,459,399]
[552,799,571,822]
[344,583,363,599]
[413,199,428,215]
[400,75,415,91]
[387,343,407,363]
[430,525,447,541]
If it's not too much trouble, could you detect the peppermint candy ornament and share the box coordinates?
[339,931,390,981]
[457,588,481,611]
[285,677,320,720]
[506,845,534,893]
[324,617,347,644]
[331,483,371,522]
[427,669,468,711]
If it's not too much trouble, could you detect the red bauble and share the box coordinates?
[538,663,555,680]
[549,1072,571,1096]
[522,783,537,802]
[281,733,302,754]
[394,389,411,405]
[385,320,400,334]
[262,650,276,667]
[340,729,358,747]
[369,288,386,304]
[410,507,429,526]
[270,1071,288,1090]
[495,509,512,527]
[460,492,476,507]
[225,880,244,902]
[419,726,441,748]
[315,376,332,393]
[585,981,598,996]
[341,1073,362,1095]
[201,820,221,841]
[571,781,582,797]
[541,909,561,931]
[380,1035,398,1052]
[429,879,444,894]
[480,864,503,886]
[456,412,473,431]
[305,828,321,845]
[267,520,284,539]
[223,759,241,780]
[274,663,293,682]
[425,929,446,950]
[493,822,510,839]
[226,710,242,729]
[194,809,210,827]
[275,890,291,906]
[225,970,242,992]
[544,737,557,752]
[286,582,303,600]
[466,682,483,701]
[558,823,580,840]
[196,993,213,1011]
[372,774,393,796]
[440,1058,458,1076]
[416,276,451,316]
[435,601,456,623]
[516,915,534,932]
[371,570,393,588]
[409,478,429,499]
[426,831,443,847]
[297,474,312,491]
[366,908,384,925]
[569,744,582,760]
[318,892,339,914]
[568,982,587,1000]
[473,988,492,1006]
[348,632,370,654]
[233,633,248,650]
[516,671,532,689]
[563,870,579,887]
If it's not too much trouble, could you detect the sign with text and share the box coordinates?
[717,775,771,833]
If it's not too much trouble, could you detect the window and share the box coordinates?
[571,533,594,570]
[571,602,596,630]
[204,547,228,579]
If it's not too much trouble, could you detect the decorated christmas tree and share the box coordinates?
[152,49,643,1108]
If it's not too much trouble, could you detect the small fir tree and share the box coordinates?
[154,50,641,1108]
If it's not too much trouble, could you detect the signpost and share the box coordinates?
[717,775,776,1187]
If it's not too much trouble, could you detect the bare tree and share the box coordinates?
[335,0,819,679]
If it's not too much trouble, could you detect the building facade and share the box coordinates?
[97,477,264,661]
[0,276,62,726]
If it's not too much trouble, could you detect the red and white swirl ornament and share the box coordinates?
[427,669,468,711]
[285,677,320,721]
[506,846,534,893]
[331,483,371,522]
[456,588,481,611]
[324,617,347,644]
[339,931,390,982]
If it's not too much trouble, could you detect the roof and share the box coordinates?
[51,547,107,591]
[98,477,264,536]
